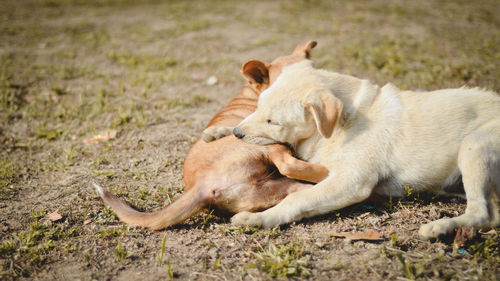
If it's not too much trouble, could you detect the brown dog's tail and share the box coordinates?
[93,183,206,230]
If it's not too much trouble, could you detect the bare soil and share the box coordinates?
[1,0,499,280]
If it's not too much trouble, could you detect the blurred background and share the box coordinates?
[2,0,499,137]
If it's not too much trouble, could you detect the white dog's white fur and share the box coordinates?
[224,60,500,239]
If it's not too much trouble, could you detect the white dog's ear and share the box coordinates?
[241,60,270,90]
[292,40,317,59]
[303,88,343,138]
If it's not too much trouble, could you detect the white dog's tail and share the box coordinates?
[93,183,205,230]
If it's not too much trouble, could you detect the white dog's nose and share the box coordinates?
[233,127,245,139]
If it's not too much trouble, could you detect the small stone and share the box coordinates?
[206,76,218,86]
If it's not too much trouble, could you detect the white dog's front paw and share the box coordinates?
[231,211,283,228]
[418,218,457,239]
[202,126,234,142]
[231,211,266,227]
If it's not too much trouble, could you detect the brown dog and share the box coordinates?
[95,41,328,230]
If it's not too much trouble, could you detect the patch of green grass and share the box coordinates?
[111,102,152,128]
[165,260,175,279]
[0,19,53,47]
[52,49,78,60]
[279,0,338,15]
[96,227,124,238]
[94,169,115,179]
[468,232,500,265]
[63,22,110,48]
[91,156,111,169]
[123,17,212,43]
[0,160,18,198]
[162,98,188,110]
[136,186,151,201]
[0,211,80,279]
[114,241,129,260]
[94,206,119,225]
[62,145,80,166]
[0,54,28,117]
[157,234,167,265]
[126,170,147,181]
[249,240,311,278]
[51,85,70,97]
[382,231,500,281]
[191,94,208,104]
[31,207,47,220]
[107,51,178,71]
[382,246,441,280]
[199,209,214,231]
[359,1,430,21]
[56,66,86,80]
[35,124,63,141]
[211,255,223,270]
[395,252,427,280]
[38,0,164,8]
[29,63,101,82]
[316,31,499,90]
[156,234,177,278]
[250,38,278,48]
[165,19,211,38]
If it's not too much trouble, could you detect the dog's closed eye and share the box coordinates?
[267,119,280,126]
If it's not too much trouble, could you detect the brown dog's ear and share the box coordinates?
[241,60,270,90]
[292,40,317,59]
[303,87,343,138]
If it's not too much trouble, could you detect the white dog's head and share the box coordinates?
[234,61,344,147]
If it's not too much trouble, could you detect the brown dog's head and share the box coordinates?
[240,40,317,92]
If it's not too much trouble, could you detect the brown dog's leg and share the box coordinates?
[267,145,329,183]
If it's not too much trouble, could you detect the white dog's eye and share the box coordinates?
[267,119,281,126]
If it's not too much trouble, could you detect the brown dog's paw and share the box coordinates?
[202,126,234,142]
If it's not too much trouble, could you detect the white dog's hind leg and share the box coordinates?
[490,170,500,227]
[419,128,500,239]
[231,174,378,228]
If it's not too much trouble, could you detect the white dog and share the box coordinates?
[207,59,500,239]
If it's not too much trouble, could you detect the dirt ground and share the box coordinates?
[1,0,499,280]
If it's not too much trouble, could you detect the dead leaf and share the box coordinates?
[454,227,476,247]
[328,230,384,241]
[83,219,92,225]
[48,210,63,222]
[83,130,117,144]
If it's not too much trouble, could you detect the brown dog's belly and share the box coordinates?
[184,136,313,214]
